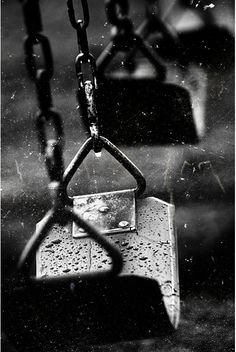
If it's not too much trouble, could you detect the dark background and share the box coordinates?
[1,0,235,351]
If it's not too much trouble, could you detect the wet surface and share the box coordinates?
[37,196,179,328]
[1,0,234,351]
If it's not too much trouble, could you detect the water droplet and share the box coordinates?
[98,206,109,213]
[51,239,61,244]
[46,243,53,248]
[63,268,70,273]
[139,257,148,261]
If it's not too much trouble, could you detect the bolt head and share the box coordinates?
[118,221,129,228]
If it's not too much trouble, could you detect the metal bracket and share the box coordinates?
[72,189,136,238]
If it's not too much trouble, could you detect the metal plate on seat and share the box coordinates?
[73,189,136,237]
[36,194,180,328]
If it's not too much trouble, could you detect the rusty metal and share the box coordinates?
[75,53,101,152]
[68,1,103,152]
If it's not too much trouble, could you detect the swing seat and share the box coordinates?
[36,189,180,328]
[91,6,200,146]
[177,25,234,69]
[2,137,179,351]
[3,192,179,351]
[95,75,199,145]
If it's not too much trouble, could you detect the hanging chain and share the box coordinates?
[20,0,146,200]
[67,0,90,58]
[97,0,166,80]
[106,0,134,50]
[67,0,101,153]
[19,0,65,205]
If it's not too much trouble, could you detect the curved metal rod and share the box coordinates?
[132,33,166,80]
[123,4,181,69]
[101,136,146,197]
[96,32,165,80]
[62,136,146,197]
[96,41,117,75]
[18,206,123,283]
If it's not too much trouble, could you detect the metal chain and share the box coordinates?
[67,0,90,58]
[20,0,64,159]
[20,0,65,208]
[20,0,146,198]
[67,0,101,153]
[17,1,158,283]
[106,0,134,49]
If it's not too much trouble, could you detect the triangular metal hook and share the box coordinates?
[62,136,146,198]
[18,206,123,284]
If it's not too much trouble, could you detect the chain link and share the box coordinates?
[106,0,134,50]
[20,0,42,35]
[67,0,90,57]
[67,0,101,153]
